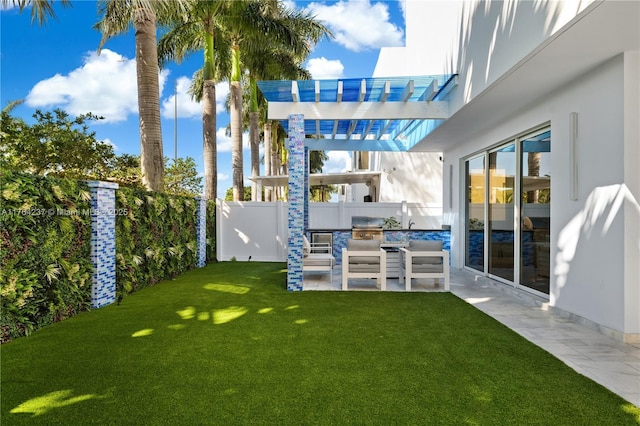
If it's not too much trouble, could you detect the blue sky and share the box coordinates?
[1,0,407,196]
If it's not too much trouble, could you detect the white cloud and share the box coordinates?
[25,49,170,123]
[161,78,229,119]
[26,49,231,124]
[305,0,404,52]
[398,0,407,21]
[282,0,296,10]
[100,138,118,151]
[215,81,230,114]
[306,57,345,79]
[218,172,230,182]
[161,76,201,119]
[322,151,352,173]
[216,127,250,153]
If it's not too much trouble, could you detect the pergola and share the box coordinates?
[258,75,457,150]
[256,75,457,290]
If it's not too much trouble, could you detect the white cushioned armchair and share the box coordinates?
[341,239,387,291]
[399,240,450,291]
[302,235,335,281]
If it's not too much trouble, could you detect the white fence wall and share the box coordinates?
[217,200,442,262]
[216,201,288,262]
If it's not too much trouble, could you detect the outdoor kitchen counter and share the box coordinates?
[305,229,451,266]
[305,229,445,232]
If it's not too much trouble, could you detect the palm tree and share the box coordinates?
[1,0,71,25]
[226,0,331,200]
[95,1,188,192]
[157,1,232,201]
[232,47,310,200]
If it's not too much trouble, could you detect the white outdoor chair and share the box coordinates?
[302,235,335,282]
[399,240,450,291]
[341,239,387,291]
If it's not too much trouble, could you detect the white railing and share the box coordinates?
[216,200,442,262]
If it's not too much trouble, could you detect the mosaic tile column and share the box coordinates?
[287,114,305,291]
[195,197,207,267]
[87,181,118,308]
[304,147,310,231]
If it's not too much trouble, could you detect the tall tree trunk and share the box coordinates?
[134,6,164,192]
[272,125,281,199]
[264,121,272,201]
[230,81,243,201]
[203,80,217,200]
[230,44,243,201]
[249,77,260,201]
[249,111,259,201]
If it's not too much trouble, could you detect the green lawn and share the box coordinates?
[2,262,639,425]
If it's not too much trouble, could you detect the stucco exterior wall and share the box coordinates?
[444,54,635,336]
[375,0,596,81]
[373,0,638,338]
[623,50,640,338]
[374,152,443,203]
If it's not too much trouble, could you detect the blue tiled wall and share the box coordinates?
[287,114,305,291]
[87,181,207,309]
[196,197,207,267]
[87,181,119,308]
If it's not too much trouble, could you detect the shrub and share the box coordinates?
[0,171,92,342]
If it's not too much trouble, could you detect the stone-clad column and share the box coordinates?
[86,181,119,308]
[195,197,207,267]
[287,114,305,291]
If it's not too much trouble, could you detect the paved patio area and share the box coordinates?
[303,267,640,407]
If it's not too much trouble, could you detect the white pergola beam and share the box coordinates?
[380,81,391,102]
[401,80,414,102]
[424,79,438,101]
[359,79,366,102]
[267,101,449,120]
[393,119,415,139]
[291,81,299,102]
[315,80,320,103]
[346,120,358,138]
[376,120,393,140]
[337,81,343,102]
[331,120,339,139]
[361,120,375,139]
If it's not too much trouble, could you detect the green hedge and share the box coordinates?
[206,199,216,263]
[1,172,216,343]
[115,187,200,298]
[0,171,93,342]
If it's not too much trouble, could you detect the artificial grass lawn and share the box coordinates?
[2,262,639,425]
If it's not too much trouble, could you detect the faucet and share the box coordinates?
[408,219,415,229]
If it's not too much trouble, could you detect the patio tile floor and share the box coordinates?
[303,267,640,407]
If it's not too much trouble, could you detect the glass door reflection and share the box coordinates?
[520,131,551,294]
[465,156,485,271]
[488,144,515,281]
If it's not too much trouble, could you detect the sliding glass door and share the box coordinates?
[464,128,550,295]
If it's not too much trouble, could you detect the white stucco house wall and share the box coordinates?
[372,0,639,343]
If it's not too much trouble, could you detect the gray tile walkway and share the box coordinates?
[303,267,640,407]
